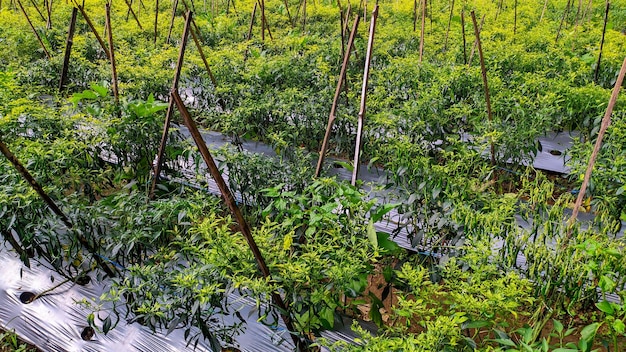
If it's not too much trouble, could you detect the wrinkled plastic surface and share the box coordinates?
[0,242,365,351]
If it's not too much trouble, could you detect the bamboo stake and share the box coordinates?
[468,14,485,66]
[444,0,454,50]
[16,0,51,59]
[105,3,119,104]
[556,0,572,43]
[154,0,159,44]
[419,0,425,63]
[170,89,307,351]
[247,1,257,40]
[315,15,360,177]
[283,0,292,25]
[351,5,378,186]
[0,138,117,278]
[74,2,110,59]
[28,0,46,22]
[261,0,266,40]
[124,0,143,29]
[514,0,517,35]
[594,1,609,84]
[495,0,503,20]
[413,0,417,31]
[46,0,53,29]
[59,7,77,91]
[471,10,495,166]
[461,10,467,64]
[564,56,626,246]
[540,0,548,22]
[149,10,192,200]
[183,10,217,86]
[166,0,178,44]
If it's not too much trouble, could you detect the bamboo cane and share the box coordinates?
[154,0,159,44]
[468,14,485,66]
[123,0,143,29]
[74,2,110,59]
[170,89,308,351]
[316,16,360,177]
[461,10,467,64]
[471,10,495,166]
[16,0,51,59]
[166,0,178,44]
[0,138,118,278]
[444,0,454,50]
[419,0,425,62]
[351,5,378,186]
[105,3,119,104]
[149,10,191,200]
[564,56,626,246]
[594,1,609,84]
[59,7,77,91]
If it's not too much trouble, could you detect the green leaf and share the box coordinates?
[553,319,564,334]
[613,319,625,334]
[596,300,614,315]
[580,322,599,342]
[102,316,112,334]
[371,203,399,223]
[377,232,401,253]
[493,338,517,347]
[599,275,616,293]
[367,221,377,247]
[90,83,108,97]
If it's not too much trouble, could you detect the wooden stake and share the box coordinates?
[514,0,518,35]
[105,3,119,104]
[247,1,257,40]
[461,10,467,64]
[74,2,111,59]
[413,0,417,31]
[316,15,360,177]
[444,0,455,50]
[0,138,118,278]
[59,7,77,91]
[149,10,192,200]
[594,1,609,84]
[468,14,485,66]
[556,0,572,43]
[166,0,178,44]
[540,0,548,22]
[182,8,217,86]
[564,56,626,246]
[261,0,266,40]
[419,0,425,62]
[123,0,143,29]
[154,0,159,44]
[352,5,378,186]
[16,0,51,59]
[170,89,307,351]
[46,0,53,29]
[471,10,495,165]
[28,0,46,22]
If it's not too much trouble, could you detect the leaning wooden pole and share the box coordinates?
[181,0,217,85]
[461,10,467,64]
[124,0,143,29]
[166,0,179,44]
[170,89,307,351]
[443,0,454,50]
[556,0,572,43]
[16,0,51,59]
[149,10,192,200]
[563,57,626,246]
[0,138,118,278]
[74,2,111,59]
[247,1,257,40]
[419,0,425,62]
[315,15,360,177]
[59,7,78,91]
[154,0,159,44]
[351,5,378,186]
[594,1,609,84]
[471,10,495,166]
[468,14,485,66]
[105,3,119,104]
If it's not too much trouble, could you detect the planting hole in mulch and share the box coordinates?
[80,327,95,341]
[19,292,35,304]
[549,150,563,156]
[76,275,91,286]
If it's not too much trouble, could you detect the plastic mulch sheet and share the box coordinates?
[0,241,364,351]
